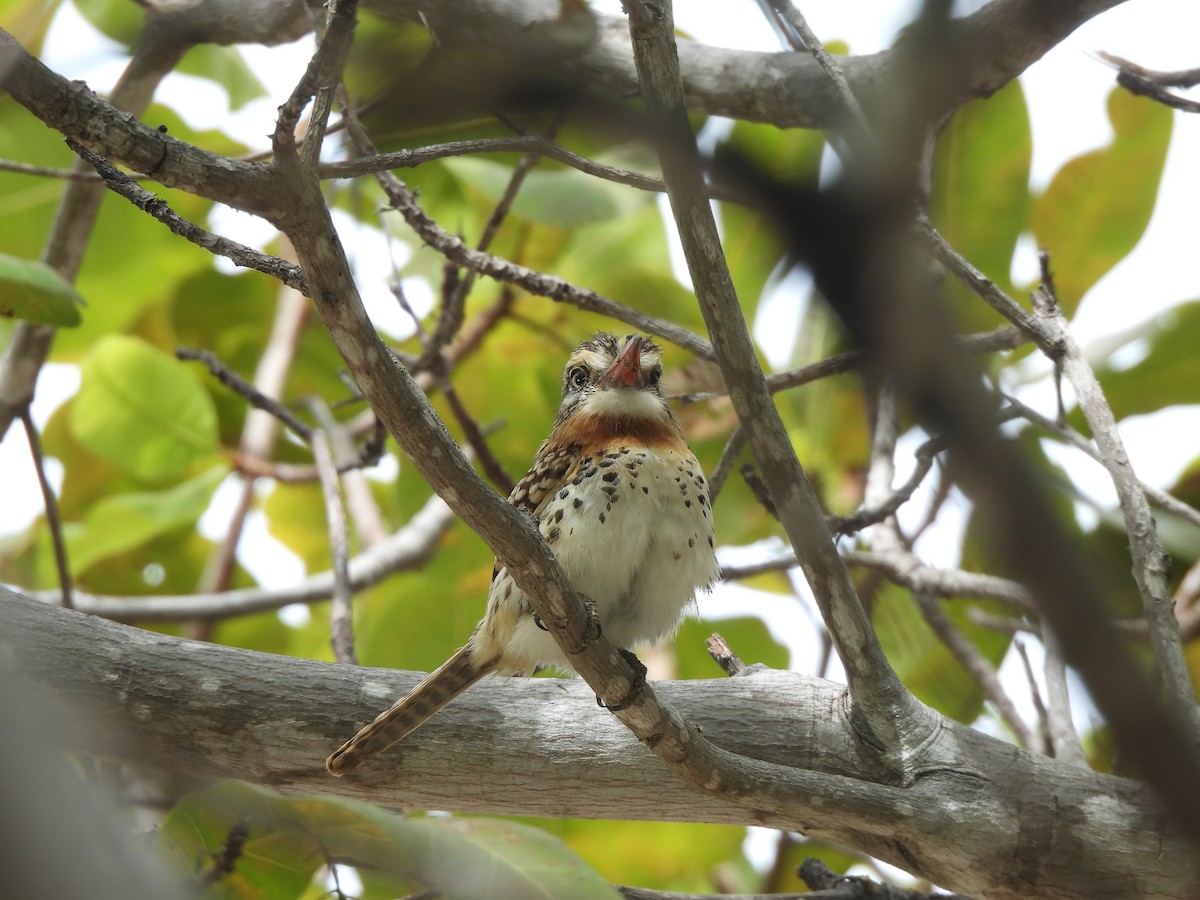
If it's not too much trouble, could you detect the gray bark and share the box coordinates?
[2,591,1196,899]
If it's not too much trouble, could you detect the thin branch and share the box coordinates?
[1031,254,1200,746]
[329,101,712,360]
[1015,639,1051,756]
[1003,392,1200,531]
[31,491,457,621]
[177,348,313,439]
[705,632,748,677]
[1098,51,1200,113]
[913,592,1037,750]
[674,326,1025,404]
[439,381,514,496]
[309,410,357,666]
[65,141,310,295]
[764,0,875,143]
[1041,625,1087,767]
[20,408,73,610]
[706,425,745,505]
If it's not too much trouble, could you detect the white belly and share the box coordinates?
[500,445,718,670]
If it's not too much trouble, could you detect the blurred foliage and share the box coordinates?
[0,0,1195,895]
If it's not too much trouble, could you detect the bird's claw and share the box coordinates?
[596,648,648,711]
[567,595,602,655]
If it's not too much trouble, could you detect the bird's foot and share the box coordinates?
[532,596,602,653]
[567,594,602,655]
[596,648,648,711]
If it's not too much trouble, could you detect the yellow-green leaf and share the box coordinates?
[1031,88,1173,313]
[160,781,620,900]
[72,335,220,481]
[0,251,84,326]
[67,466,226,575]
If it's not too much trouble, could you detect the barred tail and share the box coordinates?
[326,645,495,776]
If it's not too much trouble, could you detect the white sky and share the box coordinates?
[3,0,1198,734]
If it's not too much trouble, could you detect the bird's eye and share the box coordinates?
[647,367,662,387]
[568,367,589,390]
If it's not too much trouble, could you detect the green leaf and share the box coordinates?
[67,466,226,575]
[176,44,268,111]
[160,781,620,900]
[1089,299,1200,420]
[873,585,1011,724]
[442,157,650,227]
[72,0,143,48]
[71,335,220,481]
[931,80,1032,330]
[1030,88,1173,314]
[0,251,84,325]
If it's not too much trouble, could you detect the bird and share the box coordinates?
[326,332,719,775]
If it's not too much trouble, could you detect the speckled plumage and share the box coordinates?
[327,333,718,775]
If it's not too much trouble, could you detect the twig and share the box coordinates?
[336,96,715,360]
[20,408,73,610]
[1098,51,1200,113]
[439,381,515,496]
[0,159,106,180]
[674,326,1024,404]
[274,0,358,159]
[310,415,357,666]
[764,1,875,143]
[1041,625,1087,767]
[1015,640,1051,756]
[319,135,745,202]
[705,633,747,677]
[1031,253,1200,745]
[421,114,567,373]
[706,425,745,505]
[33,491,456,621]
[913,592,1037,750]
[177,348,313,439]
[799,857,975,899]
[1002,392,1200,531]
[65,141,310,295]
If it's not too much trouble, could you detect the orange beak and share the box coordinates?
[596,337,643,389]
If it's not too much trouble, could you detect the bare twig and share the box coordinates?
[66,142,310,294]
[177,348,313,439]
[763,1,875,143]
[674,326,1024,404]
[705,633,748,677]
[1003,392,1200,531]
[1098,51,1200,113]
[1015,640,1051,756]
[913,592,1036,750]
[1041,626,1087,767]
[310,414,356,665]
[318,134,750,200]
[707,425,745,505]
[1031,253,1200,746]
[33,491,456,621]
[20,408,72,609]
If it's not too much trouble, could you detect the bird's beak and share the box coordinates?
[596,337,643,389]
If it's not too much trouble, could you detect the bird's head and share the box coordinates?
[552,333,681,445]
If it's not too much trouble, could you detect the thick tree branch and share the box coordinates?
[2,592,1196,900]
[365,0,1128,129]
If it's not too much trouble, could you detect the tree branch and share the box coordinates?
[2,591,1196,900]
